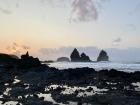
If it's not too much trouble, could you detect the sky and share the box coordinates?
[0,0,140,61]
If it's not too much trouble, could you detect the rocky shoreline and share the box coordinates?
[0,65,140,105]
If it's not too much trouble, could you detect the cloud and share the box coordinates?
[40,0,67,8]
[112,38,122,46]
[70,0,98,22]
[0,0,109,21]
[15,0,20,8]
[113,38,122,43]
[22,45,30,50]
[129,2,140,15]
[39,46,140,62]
[0,7,12,14]
[70,0,110,22]
[6,42,30,56]
[40,0,109,22]
[125,24,136,31]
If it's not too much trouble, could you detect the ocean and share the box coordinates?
[48,62,140,72]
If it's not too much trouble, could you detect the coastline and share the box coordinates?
[0,65,140,105]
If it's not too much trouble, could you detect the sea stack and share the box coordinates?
[70,48,81,62]
[80,53,91,62]
[70,48,91,62]
[97,50,109,62]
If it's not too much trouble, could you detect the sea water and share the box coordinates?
[48,62,140,72]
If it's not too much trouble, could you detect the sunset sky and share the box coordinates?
[0,0,140,61]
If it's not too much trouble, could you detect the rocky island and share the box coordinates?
[70,48,109,62]
[70,48,91,62]
[97,50,109,62]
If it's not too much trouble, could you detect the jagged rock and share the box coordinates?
[57,57,70,62]
[80,53,91,62]
[70,48,91,62]
[97,50,109,62]
[18,51,41,69]
[21,51,29,59]
[70,48,81,62]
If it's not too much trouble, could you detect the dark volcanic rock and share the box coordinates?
[57,57,70,62]
[0,53,18,68]
[0,52,46,70]
[80,53,91,62]
[18,51,41,69]
[97,50,109,61]
[70,48,81,62]
[0,66,140,105]
[70,48,91,62]
[0,53,18,63]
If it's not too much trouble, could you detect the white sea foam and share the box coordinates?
[132,82,140,91]
[48,62,140,72]
[46,85,108,97]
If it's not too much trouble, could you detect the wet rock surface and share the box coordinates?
[0,65,140,105]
